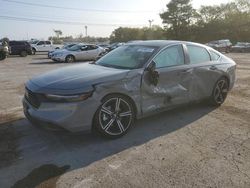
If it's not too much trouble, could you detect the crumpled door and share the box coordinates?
[141,65,193,115]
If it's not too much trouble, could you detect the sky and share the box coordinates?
[0,0,232,40]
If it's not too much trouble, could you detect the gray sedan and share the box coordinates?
[51,44,105,63]
[23,40,236,138]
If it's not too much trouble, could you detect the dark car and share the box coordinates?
[9,41,32,57]
[231,42,250,53]
[206,39,232,53]
[23,40,236,138]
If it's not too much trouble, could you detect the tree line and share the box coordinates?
[110,0,250,44]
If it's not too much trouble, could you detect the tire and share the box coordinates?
[0,52,6,61]
[20,51,28,57]
[93,94,135,138]
[210,77,229,106]
[32,48,36,55]
[65,55,75,63]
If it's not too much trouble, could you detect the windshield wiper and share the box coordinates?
[98,63,131,70]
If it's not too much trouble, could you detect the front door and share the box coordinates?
[36,41,46,51]
[141,44,193,115]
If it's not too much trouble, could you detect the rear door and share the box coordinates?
[141,44,193,115]
[185,45,222,100]
[45,41,53,51]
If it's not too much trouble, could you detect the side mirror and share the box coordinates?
[146,61,159,86]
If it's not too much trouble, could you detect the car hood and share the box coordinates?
[27,63,129,94]
[52,49,67,54]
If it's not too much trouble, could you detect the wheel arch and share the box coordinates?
[66,54,75,59]
[220,75,230,86]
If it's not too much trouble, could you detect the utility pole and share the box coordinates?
[85,26,88,37]
[148,19,154,28]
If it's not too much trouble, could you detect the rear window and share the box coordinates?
[187,45,210,64]
[209,50,220,61]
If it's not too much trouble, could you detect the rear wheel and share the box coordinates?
[20,50,28,57]
[32,48,36,55]
[210,77,229,106]
[65,55,75,63]
[93,95,135,138]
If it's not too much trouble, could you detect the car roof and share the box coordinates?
[126,40,208,49]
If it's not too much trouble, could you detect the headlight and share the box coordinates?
[45,92,92,102]
[55,53,63,57]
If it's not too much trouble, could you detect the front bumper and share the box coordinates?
[51,56,65,62]
[23,96,100,132]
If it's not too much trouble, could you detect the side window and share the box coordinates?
[16,41,23,45]
[45,41,51,45]
[209,50,220,61]
[187,45,210,64]
[153,45,185,68]
[37,41,44,45]
[87,45,98,50]
[9,41,15,45]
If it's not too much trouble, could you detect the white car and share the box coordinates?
[51,44,105,63]
[48,43,78,58]
[31,40,59,54]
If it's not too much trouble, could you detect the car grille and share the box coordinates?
[25,88,41,108]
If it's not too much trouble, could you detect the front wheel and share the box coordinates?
[210,77,229,106]
[93,95,135,138]
[32,48,36,55]
[0,52,6,61]
[20,51,28,57]
[65,55,75,63]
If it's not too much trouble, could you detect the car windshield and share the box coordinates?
[96,45,158,69]
[68,44,83,51]
[63,44,76,49]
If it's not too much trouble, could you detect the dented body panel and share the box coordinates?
[23,40,236,132]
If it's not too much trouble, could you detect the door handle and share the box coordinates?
[210,66,217,70]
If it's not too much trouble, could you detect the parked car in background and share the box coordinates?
[206,39,232,53]
[51,44,105,63]
[106,42,124,52]
[31,40,59,55]
[23,40,236,138]
[0,41,9,60]
[9,41,32,57]
[48,43,78,58]
[231,42,250,53]
[97,44,109,49]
